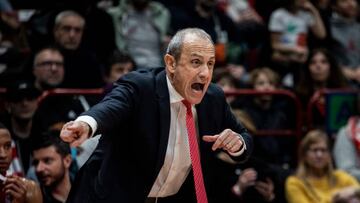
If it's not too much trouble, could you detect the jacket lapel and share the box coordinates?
[154,70,171,174]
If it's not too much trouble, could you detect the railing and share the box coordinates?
[224,89,303,143]
[37,88,104,104]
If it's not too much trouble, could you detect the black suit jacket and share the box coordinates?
[67,67,253,203]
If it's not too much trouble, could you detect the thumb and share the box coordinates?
[202,135,219,143]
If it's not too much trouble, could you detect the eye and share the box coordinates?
[191,59,201,66]
[207,61,215,69]
[4,142,11,150]
[44,158,53,165]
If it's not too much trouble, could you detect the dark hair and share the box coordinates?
[0,122,8,130]
[104,50,136,76]
[295,48,348,100]
[33,45,63,68]
[32,130,71,157]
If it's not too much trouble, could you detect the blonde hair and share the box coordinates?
[249,67,280,88]
[296,129,336,199]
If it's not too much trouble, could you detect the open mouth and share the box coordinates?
[191,83,205,92]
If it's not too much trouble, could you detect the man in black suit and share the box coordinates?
[60,28,253,203]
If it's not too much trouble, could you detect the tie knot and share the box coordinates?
[182,100,192,110]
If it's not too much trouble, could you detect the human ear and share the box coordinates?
[164,54,176,74]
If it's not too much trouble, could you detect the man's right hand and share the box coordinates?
[60,121,91,147]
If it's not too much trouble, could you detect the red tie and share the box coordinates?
[182,100,208,203]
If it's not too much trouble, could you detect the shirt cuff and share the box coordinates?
[75,116,98,137]
[228,134,246,157]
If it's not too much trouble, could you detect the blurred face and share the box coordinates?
[33,146,71,187]
[166,35,215,104]
[254,72,275,101]
[216,77,236,103]
[0,129,12,174]
[334,0,358,18]
[8,97,38,120]
[33,50,64,88]
[305,140,330,172]
[309,52,330,83]
[106,62,134,83]
[54,15,84,50]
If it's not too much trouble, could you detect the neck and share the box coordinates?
[51,173,71,202]
[308,168,326,178]
[11,117,32,139]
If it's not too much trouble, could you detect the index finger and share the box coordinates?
[211,129,232,151]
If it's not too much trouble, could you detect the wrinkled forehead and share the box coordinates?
[181,35,215,58]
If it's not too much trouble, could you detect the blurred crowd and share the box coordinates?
[0,0,359,202]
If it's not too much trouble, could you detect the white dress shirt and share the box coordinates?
[76,76,246,198]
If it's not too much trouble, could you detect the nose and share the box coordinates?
[0,147,6,158]
[35,161,45,172]
[199,65,210,79]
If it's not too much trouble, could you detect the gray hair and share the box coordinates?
[54,10,85,28]
[166,28,214,62]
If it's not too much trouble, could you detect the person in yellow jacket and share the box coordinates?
[286,129,359,203]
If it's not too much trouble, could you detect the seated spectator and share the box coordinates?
[107,0,170,68]
[212,68,243,108]
[53,10,103,88]
[268,0,326,82]
[32,46,65,91]
[0,122,42,203]
[333,115,360,181]
[286,129,359,203]
[32,132,72,203]
[243,67,295,167]
[295,48,349,128]
[1,80,41,173]
[103,50,136,93]
[32,46,100,132]
[330,0,360,87]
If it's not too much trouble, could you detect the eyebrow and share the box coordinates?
[190,53,215,60]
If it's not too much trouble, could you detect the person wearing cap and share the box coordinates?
[1,80,41,174]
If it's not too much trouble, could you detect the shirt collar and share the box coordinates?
[166,76,183,104]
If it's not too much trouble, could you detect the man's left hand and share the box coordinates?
[203,129,243,153]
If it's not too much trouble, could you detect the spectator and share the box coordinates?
[295,48,349,128]
[32,46,99,133]
[212,68,243,108]
[32,132,72,203]
[286,129,359,203]
[103,50,136,93]
[107,0,170,68]
[1,80,41,173]
[330,0,360,86]
[243,67,295,167]
[0,122,43,203]
[268,0,326,83]
[32,46,64,91]
[53,10,103,88]
[333,115,360,181]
